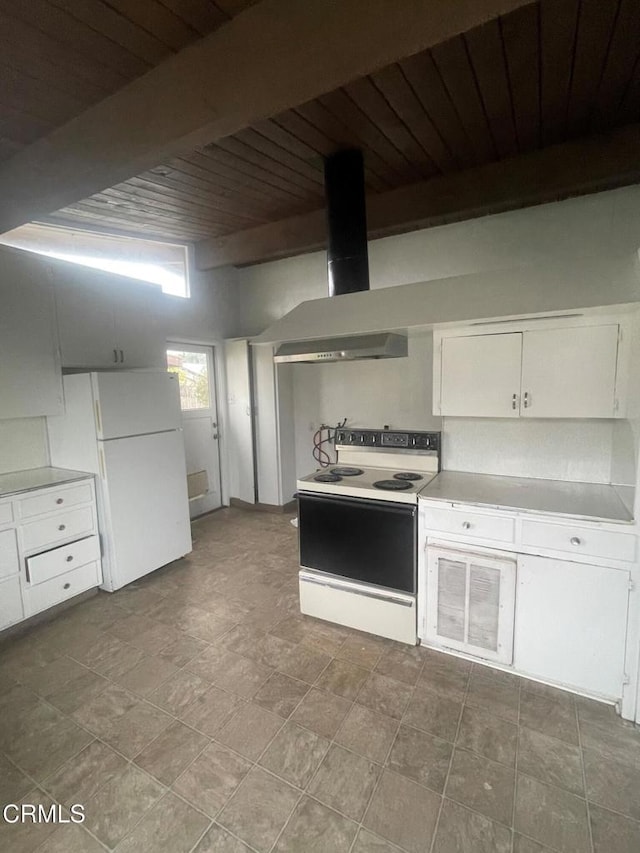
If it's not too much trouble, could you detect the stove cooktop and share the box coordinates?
[298,465,437,504]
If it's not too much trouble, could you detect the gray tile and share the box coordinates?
[466,675,519,723]
[253,671,309,717]
[518,726,584,795]
[41,824,106,853]
[217,767,300,853]
[149,669,211,716]
[216,702,284,760]
[579,717,640,763]
[83,764,164,848]
[584,748,640,821]
[514,773,590,853]
[115,790,210,853]
[0,754,32,803]
[356,672,413,720]
[103,700,172,758]
[520,691,579,745]
[114,654,180,696]
[575,695,619,727]
[308,744,381,821]
[471,663,520,687]
[135,720,208,785]
[403,686,461,742]
[315,658,369,699]
[5,707,93,782]
[43,740,127,806]
[433,799,512,853]
[260,721,329,787]
[363,768,441,853]
[0,787,59,853]
[273,796,358,852]
[513,836,555,853]
[419,651,470,698]
[18,655,88,698]
[277,644,332,683]
[180,685,244,737]
[334,703,399,764]
[337,634,386,669]
[374,648,423,685]
[47,668,109,715]
[173,741,252,817]
[158,635,210,667]
[590,803,640,853]
[290,687,352,738]
[194,824,253,852]
[72,683,139,737]
[352,828,406,852]
[387,724,452,793]
[457,705,517,766]
[446,748,514,826]
[198,649,274,697]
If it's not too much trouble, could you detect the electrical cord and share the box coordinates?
[312,418,347,467]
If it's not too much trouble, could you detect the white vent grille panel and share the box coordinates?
[425,544,516,664]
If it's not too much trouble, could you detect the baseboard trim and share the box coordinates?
[230,497,297,514]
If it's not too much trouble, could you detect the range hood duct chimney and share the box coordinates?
[325,149,370,297]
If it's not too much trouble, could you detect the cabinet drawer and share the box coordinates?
[0,529,19,580]
[18,482,93,519]
[521,520,636,563]
[0,575,23,630]
[26,562,101,616]
[22,507,95,552]
[26,536,100,586]
[422,506,515,543]
[0,503,13,526]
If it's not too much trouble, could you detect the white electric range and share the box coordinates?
[296,428,441,644]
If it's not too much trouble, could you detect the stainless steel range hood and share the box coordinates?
[273,332,408,364]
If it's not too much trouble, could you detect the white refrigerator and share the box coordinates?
[47,371,192,591]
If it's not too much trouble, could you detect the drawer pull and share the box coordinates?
[66,555,74,562]
[63,582,71,590]
[58,524,66,531]
[462,521,472,530]
[56,498,64,505]
[570,536,582,546]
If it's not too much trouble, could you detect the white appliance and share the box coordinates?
[47,371,192,591]
[297,428,441,644]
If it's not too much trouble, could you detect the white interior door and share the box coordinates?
[520,325,619,418]
[440,333,523,417]
[224,339,256,504]
[167,344,222,518]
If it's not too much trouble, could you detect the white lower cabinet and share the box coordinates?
[0,576,23,630]
[514,555,630,698]
[425,543,516,664]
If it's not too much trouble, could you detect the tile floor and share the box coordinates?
[1,507,640,853]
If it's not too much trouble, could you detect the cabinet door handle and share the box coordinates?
[58,524,66,531]
[66,555,74,562]
[63,582,71,590]
[119,349,124,363]
[113,348,118,363]
[512,393,518,410]
[523,391,530,408]
[56,497,64,505]
[570,536,581,546]
[462,521,472,530]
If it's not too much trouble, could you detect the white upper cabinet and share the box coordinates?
[54,266,167,370]
[435,319,624,419]
[0,249,63,419]
[520,325,619,418]
[440,333,522,418]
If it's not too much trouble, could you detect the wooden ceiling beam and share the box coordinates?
[194,122,640,269]
[0,0,535,235]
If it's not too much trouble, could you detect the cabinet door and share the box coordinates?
[520,325,619,418]
[113,281,167,369]
[0,250,63,417]
[515,555,629,698]
[425,544,516,664]
[55,273,118,368]
[0,575,23,630]
[439,333,522,417]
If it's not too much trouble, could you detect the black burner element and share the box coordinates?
[331,467,364,477]
[394,472,423,481]
[314,473,342,483]
[373,479,412,491]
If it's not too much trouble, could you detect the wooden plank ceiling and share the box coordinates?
[3,0,640,255]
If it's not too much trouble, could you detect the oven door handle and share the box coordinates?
[299,570,414,606]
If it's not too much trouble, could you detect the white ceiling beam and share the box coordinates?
[0,0,535,234]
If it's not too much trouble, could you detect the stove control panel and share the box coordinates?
[335,428,440,453]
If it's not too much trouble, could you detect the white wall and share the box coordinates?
[234,185,640,484]
[0,418,49,474]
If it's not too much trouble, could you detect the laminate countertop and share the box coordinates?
[0,467,93,499]
[419,471,634,524]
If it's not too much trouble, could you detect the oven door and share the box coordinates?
[297,492,416,593]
